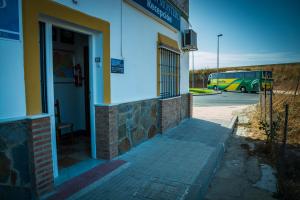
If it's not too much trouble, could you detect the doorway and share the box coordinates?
[38,19,102,179]
[51,26,91,170]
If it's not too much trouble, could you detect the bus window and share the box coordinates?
[219,73,225,78]
[223,73,233,78]
[256,71,261,78]
[231,73,235,78]
[263,71,272,78]
[244,72,256,79]
[235,72,244,79]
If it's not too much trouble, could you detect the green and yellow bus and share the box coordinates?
[207,71,273,92]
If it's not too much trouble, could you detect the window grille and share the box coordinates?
[159,47,180,99]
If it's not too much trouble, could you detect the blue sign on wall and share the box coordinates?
[131,0,181,31]
[0,0,20,40]
[111,58,124,74]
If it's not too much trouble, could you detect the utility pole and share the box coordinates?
[202,72,205,89]
[192,51,195,88]
[217,34,223,91]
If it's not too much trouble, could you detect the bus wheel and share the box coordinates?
[240,86,247,93]
[213,85,218,90]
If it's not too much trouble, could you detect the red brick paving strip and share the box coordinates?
[47,160,126,200]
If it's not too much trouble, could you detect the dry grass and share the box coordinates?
[247,92,300,200]
[190,62,300,89]
[249,90,300,146]
[213,63,300,146]
[242,64,300,200]
[247,107,268,141]
[192,62,300,145]
[205,62,300,200]
[206,63,300,199]
[273,94,300,145]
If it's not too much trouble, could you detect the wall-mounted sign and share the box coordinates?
[131,0,181,31]
[0,0,20,40]
[95,57,101,63]
[111,58,124,74]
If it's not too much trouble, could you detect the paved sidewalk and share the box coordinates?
[67,107,241,200]
[193,105,248,126]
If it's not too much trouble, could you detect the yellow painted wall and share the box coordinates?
[23,0,111,115]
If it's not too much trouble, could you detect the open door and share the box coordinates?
[50,26,92,171]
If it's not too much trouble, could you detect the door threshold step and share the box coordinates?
[46,160,126,200]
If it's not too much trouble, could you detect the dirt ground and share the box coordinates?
[205,108,277,200]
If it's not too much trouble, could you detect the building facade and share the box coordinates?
[0,0,194,198]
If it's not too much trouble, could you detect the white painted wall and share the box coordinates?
[0,39,26,120]
[0,0,26,120]
[54,0,190,104]
[0,0,191,120]
[180,17,190,94]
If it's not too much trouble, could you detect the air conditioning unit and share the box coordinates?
[182,29,198,51]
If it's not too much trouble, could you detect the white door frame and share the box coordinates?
[41,18,100,178]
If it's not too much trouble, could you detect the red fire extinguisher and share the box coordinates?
[73,64,83,87]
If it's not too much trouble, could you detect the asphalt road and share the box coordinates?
[193,92,259,107]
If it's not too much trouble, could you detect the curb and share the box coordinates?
[184,115,239,200]
[223,115,239,152]
[192,91,222,96]
[227,115,238,132]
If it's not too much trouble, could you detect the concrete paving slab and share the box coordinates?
[193,105,248,127]
[67,106,240,200]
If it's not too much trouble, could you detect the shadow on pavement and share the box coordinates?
[70,118,234,200]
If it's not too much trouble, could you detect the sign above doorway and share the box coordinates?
[129,0,181,31]
[0,0,20,40]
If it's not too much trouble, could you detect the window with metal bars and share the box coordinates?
[159,47,180,99]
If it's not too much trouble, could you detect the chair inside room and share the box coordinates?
[55,99,74,144]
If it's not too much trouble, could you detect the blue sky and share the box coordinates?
[189,0,300,69]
